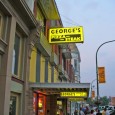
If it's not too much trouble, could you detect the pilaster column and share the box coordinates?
[0,17,16,115]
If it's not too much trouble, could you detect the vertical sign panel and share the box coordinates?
[91,91,95,98]
[98,67,106,83]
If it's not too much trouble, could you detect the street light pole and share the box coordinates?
[96,40,115,106]
[90,79,97,98]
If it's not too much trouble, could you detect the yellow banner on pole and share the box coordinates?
[92,91,95,98]
[98,67,106,83]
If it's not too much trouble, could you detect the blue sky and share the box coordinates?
[55,0,115,97]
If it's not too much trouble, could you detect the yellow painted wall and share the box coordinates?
[36,5,59,83]
[36,7,44,20]
[29,47,37,82]
[48,63,51,83]
[40,55,45,82]
[54,68,59,83]
[36,6,44,26]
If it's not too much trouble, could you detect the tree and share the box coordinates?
[86,97,96,106]
[100,96,109,105]
[86,96,109,107]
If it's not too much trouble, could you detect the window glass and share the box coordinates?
[0,15,2,37]
[38,94,46,115]
[0,10,7,40]
[9,93,20,115]
[9,96,16,115]
[57,101,62,114]
[12,32,25,79]
[12,34,20,75]
[74,59,77,71]
[0,12,3,38]
[0,11,10,41]
[0,55,1,72]
[45,59,48,82]
[36,51,41,82]
[51,66,54,82]
[36,7,46,33]
[33,93,37,113]
[51,20,56,27]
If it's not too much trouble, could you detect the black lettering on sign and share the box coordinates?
[51,35,65,42]
[78,28,81,32]
[65,34,81,41]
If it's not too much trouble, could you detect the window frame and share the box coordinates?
[36,51,41,82]
[12,31,25,80]
[0,11,4,39]
[10,92,20,115]
[0,55,1,72]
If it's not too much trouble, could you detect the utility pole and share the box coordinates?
[90,79,96,98]
[96,40,115,107]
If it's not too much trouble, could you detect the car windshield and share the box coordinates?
[105,106,109,109]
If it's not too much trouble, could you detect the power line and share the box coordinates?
[60,14,81,26]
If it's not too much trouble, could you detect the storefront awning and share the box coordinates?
[29,83,90,99]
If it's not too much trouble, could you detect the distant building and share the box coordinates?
[69,43,81,83]
[110,97,115,106]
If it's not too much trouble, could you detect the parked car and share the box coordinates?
[107,106,115,111]
[105,105,109,109]
[110,110,115,115]
[107,106,115,114]
[99,106,105,113]
[114,106,115,110]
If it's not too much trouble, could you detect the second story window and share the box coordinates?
[12,34,20,75]
[0,11,9,41]
[0,14,2,38]
[0,11,4,39]
[36,6,46,34]
[51,20,56,27]
[12,32,25,79]
[0,55,1,72]
[74,59,78,72]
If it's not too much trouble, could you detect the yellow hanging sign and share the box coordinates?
[49,26,84,43]
[60,92,87,97]
[68,98,85,101]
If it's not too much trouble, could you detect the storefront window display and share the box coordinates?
[38,94,46,115]
[57,101,62,115]
[9,96,16,115]
[33,93,37,113]
[33,93,46,115]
